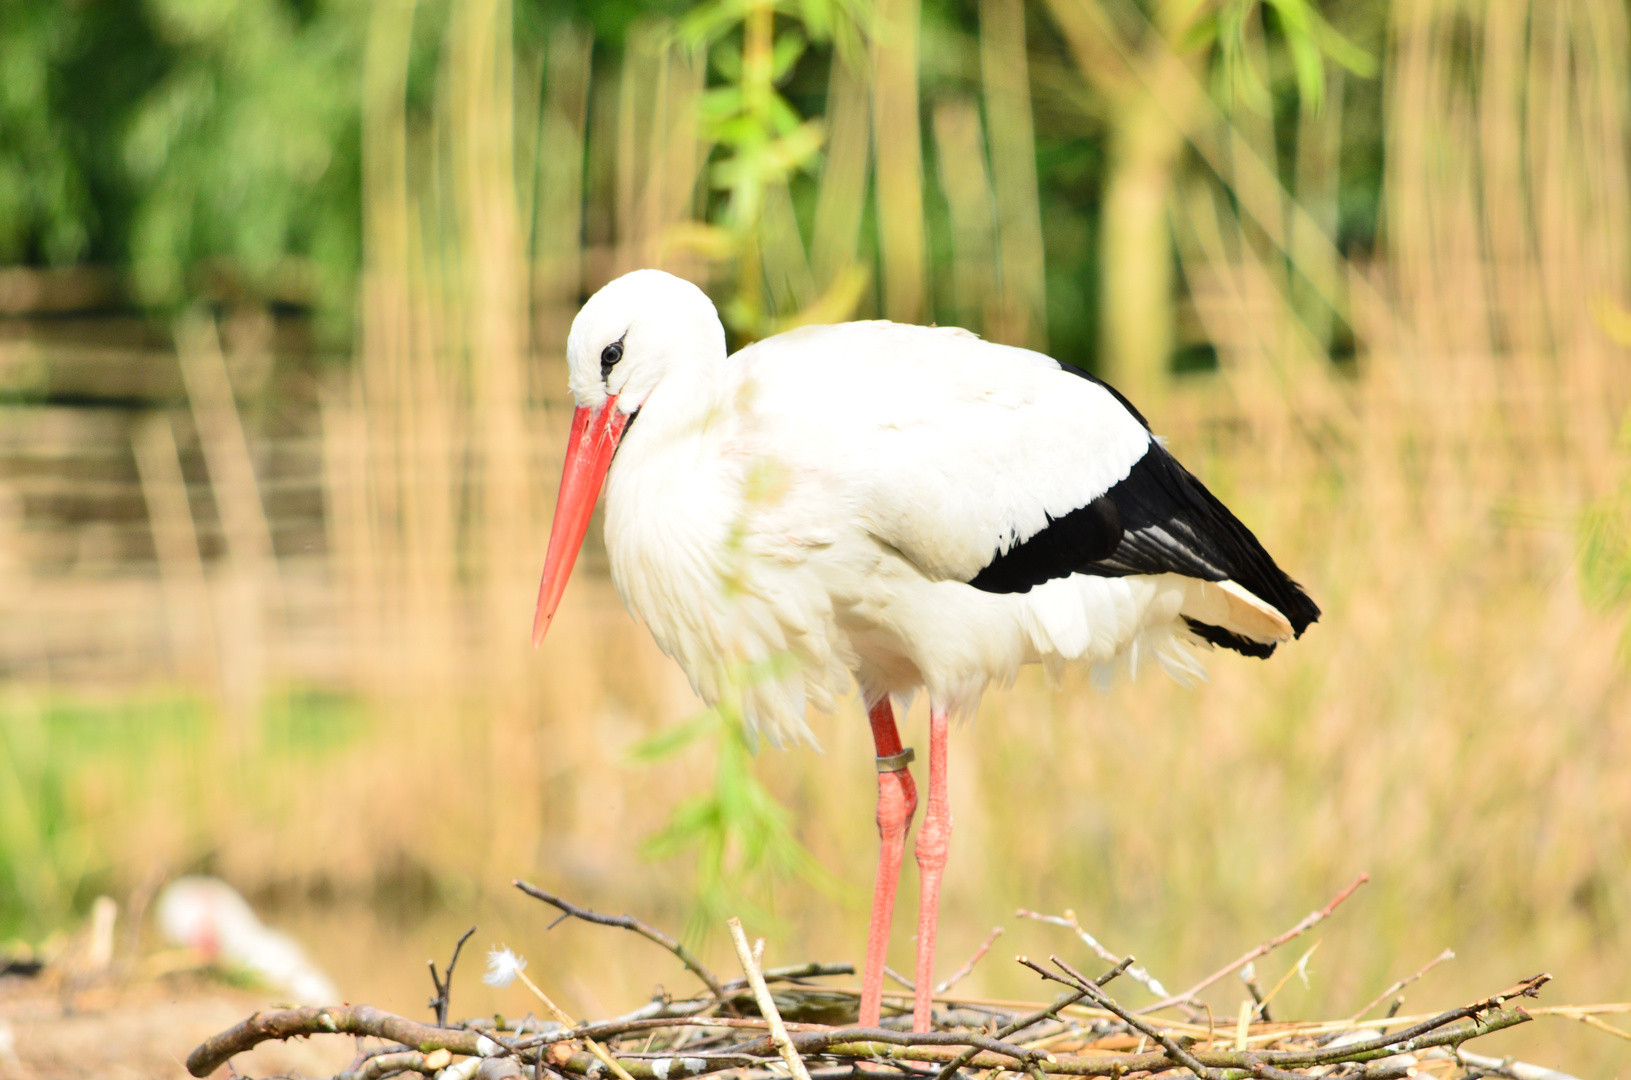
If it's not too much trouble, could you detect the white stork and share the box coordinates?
[533,269,1318,1032]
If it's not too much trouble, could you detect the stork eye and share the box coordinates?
[600,341,624,380]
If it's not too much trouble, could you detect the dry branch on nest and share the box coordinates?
[187,877,1609,1080]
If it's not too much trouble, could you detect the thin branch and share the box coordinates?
[1141,873,1369,1013]
[1239,962,1271,1023]
[514,879,731,1007]
[1347,948,1455,1022]
[521,1021,1049,1059]
[186,1005,508,1077]
[1421,1046,1586,1080]
[719,962,855,992]
[936,927,1005,995]
[1249,941,1320,1020]
[735,1026,1071,1060]
[428,926,476,1028]
[887,930,1003,997]
[1572,1013,1631,1043]
[339,1049,438,1080]
[514,1016,808,1049]
[1022,956,1223,1080]
[1039,963,1547,1074]
[886,964,917,991]
[1274,974,1550,1065]
[728,918,813,1080]
[932,957,1134,1080]
[1016,910,1168,998]
[506,962,638,1080]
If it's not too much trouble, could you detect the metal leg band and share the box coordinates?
[876,747,916,773]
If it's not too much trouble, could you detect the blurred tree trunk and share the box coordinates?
[1041,0,1198,406]
[873,0,927,322]
[1100,90,1185,405]
[980,0,1048,350]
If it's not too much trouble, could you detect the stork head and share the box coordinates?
[533,270,725,646]
[564,268,725,411]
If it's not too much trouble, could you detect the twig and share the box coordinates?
[727,917,812,1080]
[1529,1004,1631,1019]
[720,962,855,992]
[1141,874,1369,1013]
[1024,956,1223,1080]
[506,962,638,1080]
[514,1015,819,1050]
[726,1026,1069,1060]
[936,927,1005,995]
[886,965,917,991]
[514,879,732,1007]
[1347,948,1455,1021]
[1234,999,1252,1051]
[1238,963,1271,1023]
[1016,910,1168,998]
[513,1014,805,1051]
[887,929,1006,997]
[932,957,1134,1080]
[1421,1046,1586,1080]
[339,1049,439,1080]
[185,1005,507,1076]
[429,926,477,1028]
[1571,1013,1631,1043]
[527,1006,1537,1079]
[1249,942,1320,1020]
[1274,974,1551,1065]
[1238,1056,1313,1080]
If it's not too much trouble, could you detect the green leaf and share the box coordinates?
[770,29,807,83]
[633,664,843,941]
[1310,15,1378,77]
[1211,0,1375,114]
[627,710,723,764]
[710,37,744,82]
[1177,12,1221,54]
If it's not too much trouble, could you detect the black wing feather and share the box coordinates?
[967,441,1320,644]
[965,495,1122,594]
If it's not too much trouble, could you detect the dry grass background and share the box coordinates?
[4,0,1631,1074]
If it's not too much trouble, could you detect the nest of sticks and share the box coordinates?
[188,876,1612,1080]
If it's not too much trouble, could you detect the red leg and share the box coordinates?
[912,709,951,1031]
[859,697,917,1028]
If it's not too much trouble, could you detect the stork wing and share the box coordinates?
[972,432,1321,638]
[734,322,1146,580]
[735,321,1317,639]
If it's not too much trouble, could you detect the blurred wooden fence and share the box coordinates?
[0,298,339,694]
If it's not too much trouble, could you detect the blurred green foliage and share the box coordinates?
[0,0,1389,372]
[629,697,842,942]
[120,0,366,311]
[1203,0,1375,113]
[0,693,201,939]
[0,689,369,940]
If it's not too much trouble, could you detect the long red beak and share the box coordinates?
[532,396,630,646]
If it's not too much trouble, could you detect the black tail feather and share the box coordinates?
[1085,445,1321,637]
[1183,617,1279,659]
